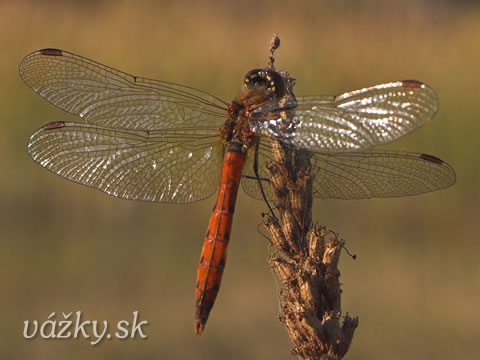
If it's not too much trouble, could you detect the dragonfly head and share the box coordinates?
[243,69,286,99]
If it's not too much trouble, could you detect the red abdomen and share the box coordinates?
[194,145,245,334]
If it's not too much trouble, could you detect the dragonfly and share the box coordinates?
[20,48,456,335]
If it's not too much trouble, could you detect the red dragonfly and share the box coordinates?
[20,48,455,334]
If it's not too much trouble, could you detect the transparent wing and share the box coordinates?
[27,121,224,203]
[260,81,438,152]
[19,49,228,130]
[241,140,455,200]
[310,150,455,199]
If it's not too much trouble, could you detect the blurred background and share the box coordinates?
[1,0,479,359]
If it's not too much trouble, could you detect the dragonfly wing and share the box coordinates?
[311,150,456,199]
[28,121,223,203]
[242,139,455,200]
[19,49,227,130]
[263,81,438,152]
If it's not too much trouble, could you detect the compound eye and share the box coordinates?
[244,68,286,98]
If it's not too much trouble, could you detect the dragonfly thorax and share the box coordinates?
[223,70,289,153]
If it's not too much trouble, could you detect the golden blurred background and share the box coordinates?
[1,0,479,359]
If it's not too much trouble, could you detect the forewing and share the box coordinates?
[19,49,227,130]
[263,81,438,152]
[27,121,223,203]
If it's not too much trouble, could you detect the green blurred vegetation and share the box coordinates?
[1,0,479,359]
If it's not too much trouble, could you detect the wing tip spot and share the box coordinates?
[44,121,66,130]
[401,80,424,88]
[40,48,63,56]
[420,153,443,164]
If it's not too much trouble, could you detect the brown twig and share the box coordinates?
[268,33,281,69]
[263,34,358,360]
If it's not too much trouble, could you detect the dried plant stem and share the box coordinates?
[263,34,358,360]
[264,141,358,359]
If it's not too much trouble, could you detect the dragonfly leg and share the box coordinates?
[253,139,275,217]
